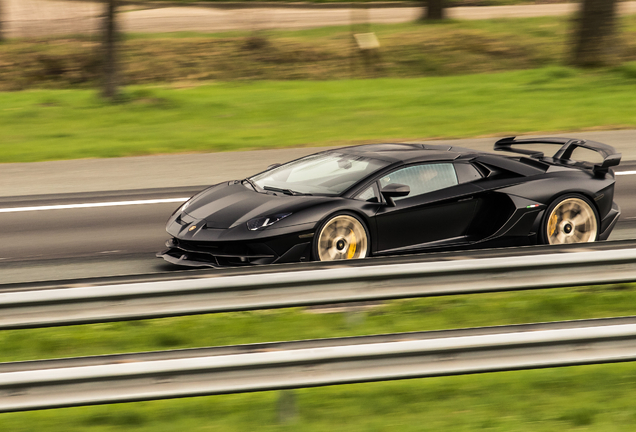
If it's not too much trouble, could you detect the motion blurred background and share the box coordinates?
[1,0,636,430]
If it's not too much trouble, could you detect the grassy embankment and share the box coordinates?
[3,15,636,90]
[1,66,636,163]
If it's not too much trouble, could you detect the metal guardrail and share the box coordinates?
[2,316,636,412]
[2,247,636,329]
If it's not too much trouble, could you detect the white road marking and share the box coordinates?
[0,198,188,214]
[0,170,634,213]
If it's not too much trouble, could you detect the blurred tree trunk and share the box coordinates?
[421,0,445,21]
[572,0,619,67]
[103,0,119,100]
[0,0,5,43]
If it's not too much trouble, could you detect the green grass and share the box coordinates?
[1,284,636,430]
[1,66,636,162]
[3,284,636,362]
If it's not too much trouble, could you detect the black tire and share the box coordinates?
[540,194,599,245]
[313,213,371,261]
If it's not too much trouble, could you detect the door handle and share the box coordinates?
[458,196,474,202]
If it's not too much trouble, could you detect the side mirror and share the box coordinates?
[267,163,282,170]
[381,183,410,207]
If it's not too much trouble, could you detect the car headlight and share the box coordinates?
[171,199,191,217]
[180,200,191,212]
[247,213,292,231]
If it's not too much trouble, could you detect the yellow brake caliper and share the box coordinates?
[548,213,557,237]
[347,230,357,259]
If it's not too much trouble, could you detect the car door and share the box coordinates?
[373,162,482,253]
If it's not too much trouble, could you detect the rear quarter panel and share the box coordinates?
[495,171,615,218]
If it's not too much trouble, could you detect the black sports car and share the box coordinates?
[158,137,621,267]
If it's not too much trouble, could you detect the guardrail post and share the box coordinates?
[277,390,297,424]
[346,309,366,327]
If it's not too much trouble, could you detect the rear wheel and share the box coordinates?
[315,214,369,261]
[542,195,599,245]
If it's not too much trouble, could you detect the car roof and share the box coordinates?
[334,143,486,164]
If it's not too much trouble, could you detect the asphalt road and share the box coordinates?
[2,132,636,285]
[1,160,635,286]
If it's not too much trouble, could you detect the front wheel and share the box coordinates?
[542,195,599,245]
[314,214,370,261]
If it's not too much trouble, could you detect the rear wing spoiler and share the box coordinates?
[494,137,621,175]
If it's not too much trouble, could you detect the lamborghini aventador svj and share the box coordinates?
[158,137,621,267]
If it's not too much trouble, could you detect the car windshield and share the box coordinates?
[250,152,390,196]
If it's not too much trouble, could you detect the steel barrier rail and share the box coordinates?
[2,316,636,412]
[6,239,636,293]
[1,248,636,329]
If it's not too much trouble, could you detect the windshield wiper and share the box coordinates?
[243,178,261,192]
[263,186,311,196]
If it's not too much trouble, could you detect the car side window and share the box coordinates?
[379,163,458,201]
[354,182,380,202]
[455,163,483,184]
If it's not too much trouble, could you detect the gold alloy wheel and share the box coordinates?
[546,197,598,245]
[316,215,368,261]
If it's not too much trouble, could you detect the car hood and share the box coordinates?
[183,181,327,229]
